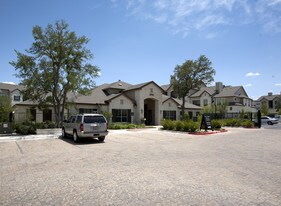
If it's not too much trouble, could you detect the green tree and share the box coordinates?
[10,20,100,126]
[260,102,269,116]
[0,96,13,122]
[170,55,215,118]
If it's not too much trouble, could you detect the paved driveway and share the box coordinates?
[1,127,281,205]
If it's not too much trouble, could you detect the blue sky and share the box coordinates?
[0,0,281,100]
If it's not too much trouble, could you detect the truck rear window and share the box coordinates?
[84,116,106,123]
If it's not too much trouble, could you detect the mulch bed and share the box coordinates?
[188,129,228,135]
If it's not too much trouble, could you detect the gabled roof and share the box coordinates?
[0,82,25,93]
[214,86,249,98]
[161,84,172,91]
[105,93,136,105]
[162,95,202,110]
[190,86,216,98]
[103,80,132,90]
[70,83,110,105]
[125,81,166,93]
[257,94,281,101]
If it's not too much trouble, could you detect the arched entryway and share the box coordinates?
[144,98,156,125]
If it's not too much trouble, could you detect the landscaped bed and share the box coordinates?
[161,118,255,135]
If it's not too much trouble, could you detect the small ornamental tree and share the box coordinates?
[260,102,269,116]
[171,55,216,118]
[0,96,13,122]
[10,20,100,127]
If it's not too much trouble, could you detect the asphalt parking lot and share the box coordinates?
[1,127,281,205]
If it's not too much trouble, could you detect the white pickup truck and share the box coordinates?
[62,114,108,142]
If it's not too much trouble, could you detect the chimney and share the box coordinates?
[268,92,273,96]
[215,82,223,94]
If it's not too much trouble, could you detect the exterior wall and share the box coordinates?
[108,95,135,123]
[11,90,23,106]
[227,105,257,113]
[67,104,106,117]
[162,99,179,120]
[138,83,163,125]
[13,106,56,123]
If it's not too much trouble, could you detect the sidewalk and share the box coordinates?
[0,132,61,142]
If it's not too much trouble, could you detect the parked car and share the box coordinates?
[261,116,279,125]
[62,114,108,142]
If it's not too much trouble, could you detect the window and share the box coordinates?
[203,99,208,106]
[14,95,20,101]
[171,91,176,98]
[192,100,200,106]
[112,109,131,122]
[163,110,176,120]
[43,110,52,122]
[269,101,273,109]
[76,115,82,123]
[84,115,106,123]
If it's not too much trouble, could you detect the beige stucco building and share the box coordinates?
[3,81,201,125]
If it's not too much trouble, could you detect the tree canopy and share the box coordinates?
[10,20,100,126]
[171,55,216,118]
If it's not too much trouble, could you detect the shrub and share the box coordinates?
[15,124,30,135]
[14,121,57,135]
[242,119,254,128]
[211,120,222,130]
[188,121,199,132]
[175,121,184,131]
[109,123,144,130]
[224,118,241,127]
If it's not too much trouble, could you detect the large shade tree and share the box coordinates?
[171,55,216,118]
[10,20,100,126]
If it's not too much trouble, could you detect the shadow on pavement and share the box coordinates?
[58,135,105,145]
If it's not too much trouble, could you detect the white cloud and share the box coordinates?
[2,82,16,85]
[275,83,281,86]
[246,72,260,77]
[244,83,252,87]
[113,0,281,37]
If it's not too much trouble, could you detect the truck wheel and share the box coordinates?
[98,136,105,142]
[73,131,79,142]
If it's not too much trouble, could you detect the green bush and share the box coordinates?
[14,121,57,135]
[161,119,199,132]
[175,121,184,131]
[224,118,241,127]
[15,124,30,135]
[211,120,222,130]
[188,121,199,132]
[182,121,190,132]
[109,123,145,130]
[242,119,254,128]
